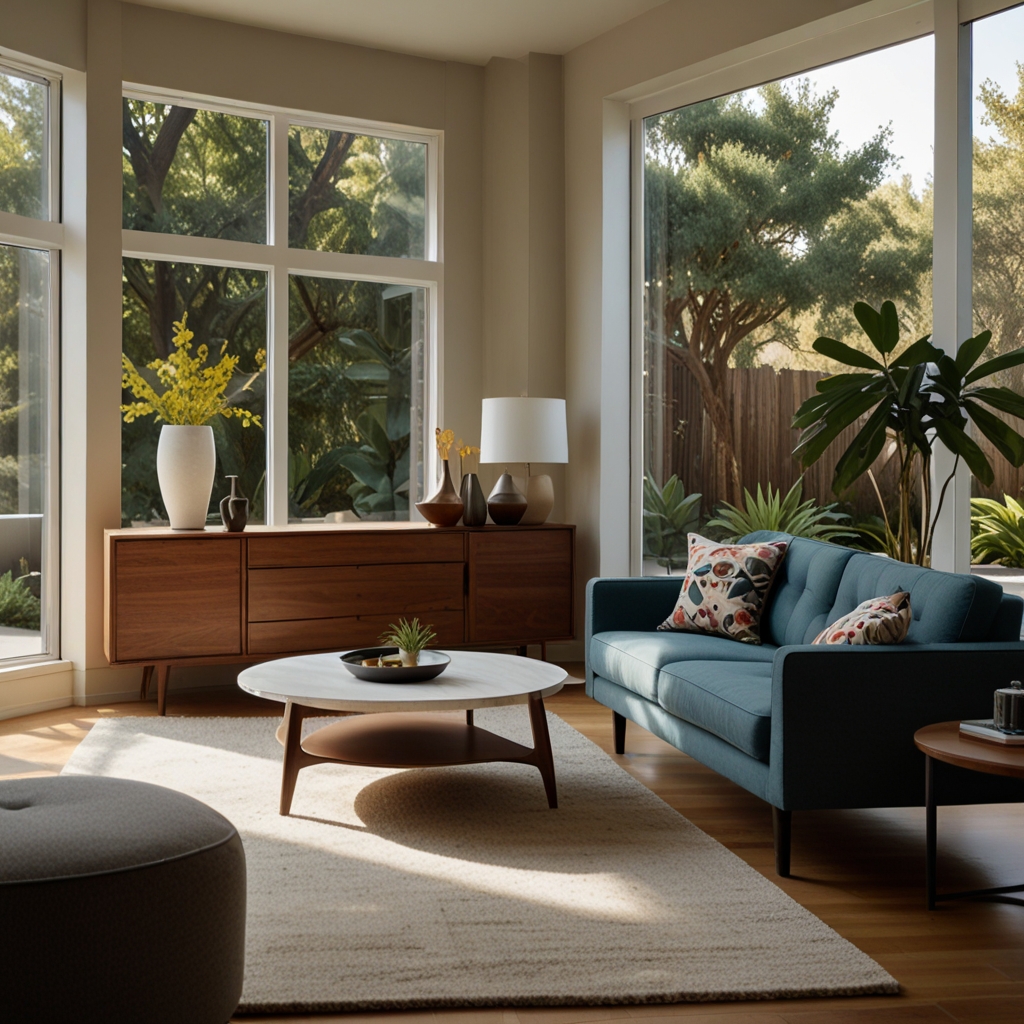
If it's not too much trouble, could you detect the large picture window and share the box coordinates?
[121,93,439,527]
[0,61,59,661]
[640,36,934,573]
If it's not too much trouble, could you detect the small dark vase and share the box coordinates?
[219,475,249,532]
[487,471,528,525]
[416,460,464,527]
[459,472,487,527]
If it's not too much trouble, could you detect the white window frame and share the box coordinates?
[121,84,444,525]
[628,0,1023,575]
[0,54,63,662]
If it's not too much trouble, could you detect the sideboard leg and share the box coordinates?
[466,708,474,727]
[139,664,154,701]
[156,664,170,716]
[613,711,626,755]
[773,806,792,877]
[527,691,558,809]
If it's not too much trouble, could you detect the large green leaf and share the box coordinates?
[933,418,994,485]
[344,362,390,382]
[812,336,885,370]
[853,300,899,355]
[965,343,1024,385]
[968,386,1024,420]
[337,451,390,493]
[816,372,877,392]
[794,387,887,466]
[831,401,891,492]
[965,401,1024,467]
[892,335,941,368]
[955,332,992,378]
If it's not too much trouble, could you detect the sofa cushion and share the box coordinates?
[657,660,773,762]
[657,534,789,643]
[813,591,911,645]
[590,630,776,702]
[829,552,1004,644]
[741,532,856,646]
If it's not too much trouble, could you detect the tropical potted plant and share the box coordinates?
[793,300,1024,564]
[706,478,856,542]
[643,475,701,573]
[121,313,265,529]
[379,617,437,667]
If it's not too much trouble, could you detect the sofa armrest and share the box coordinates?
[585,577,681,689]
[768,642,1024,811]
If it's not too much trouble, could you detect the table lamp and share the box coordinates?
[479,397,568,525]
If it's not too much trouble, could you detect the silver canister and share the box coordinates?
[994,680,1024,733]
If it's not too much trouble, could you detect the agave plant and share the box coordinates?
[793,300,1024,565]
[971,495,1024,568]
[705,478,856,542]
[643,475,701,573]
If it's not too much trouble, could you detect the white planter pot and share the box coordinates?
[156,424,216,530]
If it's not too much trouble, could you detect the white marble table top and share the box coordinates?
[237,650,567,713]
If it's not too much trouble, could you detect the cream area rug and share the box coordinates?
[62,709,897,1013]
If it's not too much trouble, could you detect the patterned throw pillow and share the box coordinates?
[657,534,789,645]
[812,592,911,646]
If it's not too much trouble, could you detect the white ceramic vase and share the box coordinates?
[156,424,217,530]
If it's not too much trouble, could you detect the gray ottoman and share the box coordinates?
[0,776,246,1024]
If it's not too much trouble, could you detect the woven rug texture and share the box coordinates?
[62,708,897,1013]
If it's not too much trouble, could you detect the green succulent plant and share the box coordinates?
[643,475,701,574]
[971,495,1024,568]
[379,617,436,654]
[705,478,856,542]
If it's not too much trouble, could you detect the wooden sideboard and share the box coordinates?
[104,522,575,713]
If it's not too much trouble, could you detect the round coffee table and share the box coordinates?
[237,650,567,816]
[915,721,1024,909]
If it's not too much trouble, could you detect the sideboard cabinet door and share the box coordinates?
[467,529,573,644]
[110,539,243,662]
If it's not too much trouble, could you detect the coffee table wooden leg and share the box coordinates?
[280,701,315,816]
[527,691,557,809]
[926,754,937,910]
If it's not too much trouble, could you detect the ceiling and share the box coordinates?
[127,0,670,65]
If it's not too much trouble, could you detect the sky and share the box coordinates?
[698,3,1024,199]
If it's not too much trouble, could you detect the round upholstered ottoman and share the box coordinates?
[0,776,245,1024]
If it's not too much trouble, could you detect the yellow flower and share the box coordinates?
[435,427,455,460]
[120,312,265,428]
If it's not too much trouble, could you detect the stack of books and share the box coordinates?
[959,719,1024,745]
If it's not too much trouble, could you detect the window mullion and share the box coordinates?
[267,116,291,526]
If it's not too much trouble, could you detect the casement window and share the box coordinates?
[0,60,60,661]
[121,90,440,526]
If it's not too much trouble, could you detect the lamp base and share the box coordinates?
[487,472,528,525]
[512,474,554,525]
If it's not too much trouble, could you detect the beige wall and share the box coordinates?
[561,0,870,631]
[0,0,86,69]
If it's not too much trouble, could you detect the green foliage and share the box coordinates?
[642,475,701,573]
[971,495,1024,567]
[0,69,47,219]
[706,478,855,542]
[644,79,931,501]
[793,299,1024,563]
[379,617,436,654]
[0,568,40,631]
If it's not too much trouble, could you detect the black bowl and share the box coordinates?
[340,647,451,683]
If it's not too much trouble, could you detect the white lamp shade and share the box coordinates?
[479,398,568,465]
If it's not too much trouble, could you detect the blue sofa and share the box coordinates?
[586,532,1024,876]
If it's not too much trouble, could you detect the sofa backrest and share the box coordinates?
[741,532,855,645]
[741,531,1011,645]
[828,551,1004,643]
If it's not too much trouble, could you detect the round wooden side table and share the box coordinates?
[914,721,1024,909]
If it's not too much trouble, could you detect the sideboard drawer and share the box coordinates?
[247,532,464,568]
[112,538,243,661]
[248,562,465,622]
[248,608,466,655]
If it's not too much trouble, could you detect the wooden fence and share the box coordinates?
[652,355,1024,521]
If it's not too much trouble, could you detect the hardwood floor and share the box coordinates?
[2,667,1024,1022]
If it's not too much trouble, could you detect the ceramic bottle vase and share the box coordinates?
[415,459,464,527]
[157,424,216,530]
[219,475,249,532]
[459,472,487,527]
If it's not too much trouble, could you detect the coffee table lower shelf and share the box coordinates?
[276,698,558,815]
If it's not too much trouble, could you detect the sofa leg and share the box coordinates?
[613,712,626,755]
[772,807,792,877]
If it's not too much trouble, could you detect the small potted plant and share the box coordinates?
[379,617,437,667]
